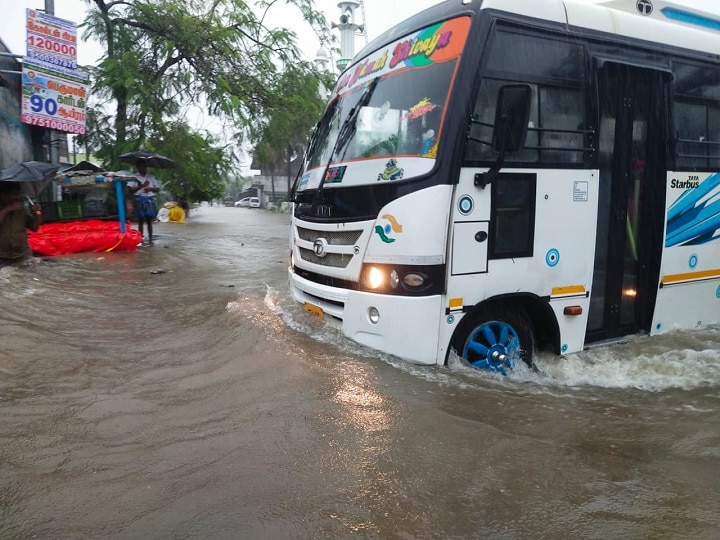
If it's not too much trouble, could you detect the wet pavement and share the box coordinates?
[1,204,718,539]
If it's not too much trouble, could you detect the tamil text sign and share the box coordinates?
[21,60,88,135]
[26,9,79,70]
[22,9,87,134]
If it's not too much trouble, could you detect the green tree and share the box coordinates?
[79,0,333,202]
[253,62,332,196]
[160,122,230,204]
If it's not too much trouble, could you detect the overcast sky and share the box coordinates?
[2,0,717,68]
[2,0,714,170]
[0,0,442,170]
[0,0,443,67]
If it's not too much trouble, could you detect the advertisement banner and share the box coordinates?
[21,60,88,134]
[26,8,78,70]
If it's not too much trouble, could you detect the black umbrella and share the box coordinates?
[62,160,103,173]
[0,160,59,199]
[118,150,176,169]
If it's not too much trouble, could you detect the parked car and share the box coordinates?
[249,197,261,208]
[234,197,250,207]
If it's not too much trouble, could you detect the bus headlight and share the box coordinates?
[364,266,385,289]
[403,272,425,288]
[364,267,400,290]
[359,263,444,296]
[389,270,400,289]
[368,307,380,324]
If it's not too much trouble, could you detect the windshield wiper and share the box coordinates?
[307,97,339,164]
[335,76,379,161]
[315,77,380,200]
[290,97,340,202]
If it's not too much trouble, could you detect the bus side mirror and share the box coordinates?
[492,84,532,155]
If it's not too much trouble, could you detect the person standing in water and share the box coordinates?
[0,182,42,265]
[129,159,160,245]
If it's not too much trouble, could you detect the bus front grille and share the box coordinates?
[296,226,363,269]
[296,227,362,245]
[298,247,354,268]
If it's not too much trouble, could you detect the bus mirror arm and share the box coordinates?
[474,145,506,189]
[474,84,532,190]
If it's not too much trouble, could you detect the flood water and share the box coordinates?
[1,205,719,539]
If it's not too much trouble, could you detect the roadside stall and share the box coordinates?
[28,165,142,255]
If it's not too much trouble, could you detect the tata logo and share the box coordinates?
[313,238,328,257]
[636,0,653,16]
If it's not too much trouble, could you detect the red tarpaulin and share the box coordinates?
[29,220,142,256]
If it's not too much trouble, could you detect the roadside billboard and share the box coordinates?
[21,60,88,135]
[21,9,87,134]
[26,8,78,69]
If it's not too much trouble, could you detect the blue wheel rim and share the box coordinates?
[463,320,520,375]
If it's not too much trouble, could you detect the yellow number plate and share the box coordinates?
[304,302,324,319]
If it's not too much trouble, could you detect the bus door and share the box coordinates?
[587,62,668,342]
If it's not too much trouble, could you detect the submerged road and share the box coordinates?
[1,204,718,539]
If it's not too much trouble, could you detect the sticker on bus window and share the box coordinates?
[377,159,404,182]
[403,98,439,121]
[422,130,437,157]
[324,166,347,184]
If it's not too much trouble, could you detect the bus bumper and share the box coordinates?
[289,269,444,365]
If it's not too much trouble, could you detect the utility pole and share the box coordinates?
[45,0,60,166]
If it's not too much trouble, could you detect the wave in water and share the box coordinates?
[264,286,720,392]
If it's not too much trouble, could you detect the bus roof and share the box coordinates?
[487,0,720,55]
[355,0,720,64]
[561,0,720,54]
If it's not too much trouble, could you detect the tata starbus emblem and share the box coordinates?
[636,0,653,16]
[313,238,327,257]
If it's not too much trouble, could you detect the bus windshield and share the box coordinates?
[300,17,472,190]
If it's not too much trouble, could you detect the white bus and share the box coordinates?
[289,0,720,373]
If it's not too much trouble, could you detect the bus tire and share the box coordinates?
[460,307,535,374]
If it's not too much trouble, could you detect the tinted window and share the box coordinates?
[674,61,720,170]
[466,30,588,166]
[485,30,585,83]
[675,62,720,100]
[490,174,536,259]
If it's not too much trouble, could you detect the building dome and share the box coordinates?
[315,46,330,60]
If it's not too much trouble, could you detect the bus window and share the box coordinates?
[486,29,585,83]
[674,62,720,171]
[308,60,457,169]
[489,174,536,259]
[465,29,588,166]
[536,86,585,163]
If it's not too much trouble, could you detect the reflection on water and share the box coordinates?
[1,205,719,539]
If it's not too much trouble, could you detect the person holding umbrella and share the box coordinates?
[0,182,42,264]
[128,159,160,245]
[119,151,175,246]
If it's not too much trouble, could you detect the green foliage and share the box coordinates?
[158,122,230,202]
[252,62,331,184]
[79,0,334,203]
